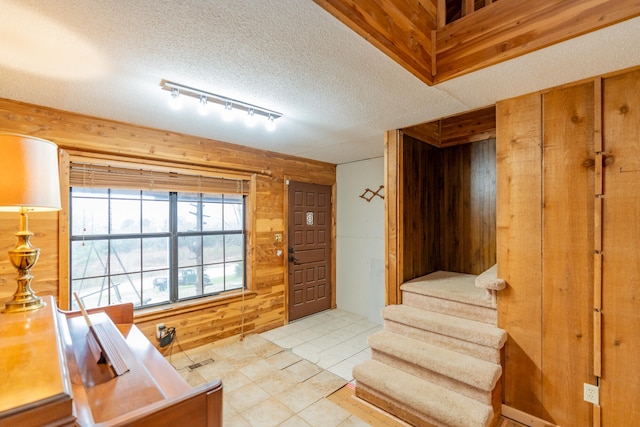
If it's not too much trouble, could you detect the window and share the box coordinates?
[67,161,248,310]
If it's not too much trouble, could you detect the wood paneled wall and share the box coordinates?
[0,98,336,352]
[399,135,496,284]
[440,139,496,274]
[496,92,543,417]
[401,136,441,281]
[497,67,640,425]
[600,69,640,426]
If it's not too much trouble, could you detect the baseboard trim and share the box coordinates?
[501,405,558,427]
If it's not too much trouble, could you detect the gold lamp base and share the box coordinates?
[2,211,46,314]
[3,292,46,313]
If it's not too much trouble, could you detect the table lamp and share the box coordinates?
[0,134,61,313]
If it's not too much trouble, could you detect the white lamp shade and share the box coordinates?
[0,134,61,211]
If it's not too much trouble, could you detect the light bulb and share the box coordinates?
[198,95,209,116]
[266,114,276,131]
[222,101,234,122]
[245,108,256,127]
[169,88,182,110]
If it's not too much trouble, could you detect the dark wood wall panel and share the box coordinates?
[440,144,464,273]
[401,135,496,281]
[401,135,441,281]
[440,139,496,275]
[468,139,497,273]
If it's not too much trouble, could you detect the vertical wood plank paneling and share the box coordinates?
[461,143,472,272]
[402,135,441,280]
[470,139,497,274]
[395,134,496,281]
[442,145,464,272]
[600,69,640,426]
[439,139,496,275]
[0,98,335,351]
[496,93,543,416]
[541,82,594,426]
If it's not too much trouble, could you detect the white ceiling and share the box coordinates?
[1,0,639,165]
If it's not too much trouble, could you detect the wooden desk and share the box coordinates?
[0,297,222,427]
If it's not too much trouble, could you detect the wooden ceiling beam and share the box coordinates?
[402,106,496,148]
[314,0,437,85]
[314,0,640,86]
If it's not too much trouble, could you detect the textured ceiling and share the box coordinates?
[1,0,639,165]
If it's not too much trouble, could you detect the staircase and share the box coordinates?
[353,269,507,427]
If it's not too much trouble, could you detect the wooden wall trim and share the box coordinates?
[403,106,496,148]
[384,130,402,305]
[435,0,640,82]
[331,182,337,310]
[58,150,71,310]
[593,77,603,381]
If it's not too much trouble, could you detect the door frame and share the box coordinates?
[284,176,337,323]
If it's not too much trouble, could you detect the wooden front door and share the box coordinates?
[288,181,332,321]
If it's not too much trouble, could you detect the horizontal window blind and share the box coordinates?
[69,161,250,195]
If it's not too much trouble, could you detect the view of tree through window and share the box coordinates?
[70,188,245,310]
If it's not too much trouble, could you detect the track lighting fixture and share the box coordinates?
[266,114,276,132]
[160,79,282,130]
[223,101,234,122]
[169,87,182,110]
[198,95,209,116]
[245,108,256,127]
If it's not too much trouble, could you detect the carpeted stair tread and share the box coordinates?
[401,270,493,308]
[383,305,507,349]
[354,359,493,427]
[369,330,501,391]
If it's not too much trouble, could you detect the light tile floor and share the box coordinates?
[169,309,383,426]
[260,309,382,384]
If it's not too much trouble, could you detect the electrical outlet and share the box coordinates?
[274,233,283,243]
[584,383,599,405]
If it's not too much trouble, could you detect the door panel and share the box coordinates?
[288,181,332,321]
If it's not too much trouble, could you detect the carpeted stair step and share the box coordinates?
[369,330,501,405]
[401,271,497,325]
[354,359,494,427]
[383,305,507,364]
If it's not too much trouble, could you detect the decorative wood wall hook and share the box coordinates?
[359,185,384,202]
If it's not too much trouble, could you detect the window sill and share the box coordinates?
[133,289,256,323]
